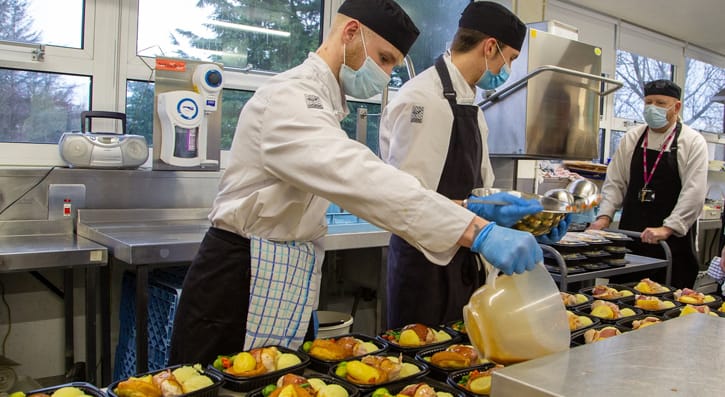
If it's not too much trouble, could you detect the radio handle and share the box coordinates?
[81,111,127,135]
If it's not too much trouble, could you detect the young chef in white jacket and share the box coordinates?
[379,1,569,328]
[589,80,708,288]
[169,0,546,366]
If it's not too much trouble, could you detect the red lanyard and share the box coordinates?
[642,125,678,188]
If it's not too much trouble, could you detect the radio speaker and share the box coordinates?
[123,137,149,165]
[59,135,92,166]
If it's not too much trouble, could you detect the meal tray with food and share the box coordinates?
[13,382,105,397]
[328,354,429,390]
[576,301,642,323]
[206,346,310,392]
[445,363,502,397]
[246,373,360,397]
[300,333,389,373]
[578,284,636,303]
[443,320,468,343]
[106,364,224,397]
[625,279,674,297]
[669,288,723,308]
[633,295,680,315]
[570,324,629,346]
[414,344,487,381]
[615,314,666,331]
[560,291,593,309]
[363,379,466,397]
[664,305,725,319]
[377,324,460,356]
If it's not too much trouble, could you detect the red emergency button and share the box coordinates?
[63,198,72,216]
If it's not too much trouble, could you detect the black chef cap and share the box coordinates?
[459,1,526,51]
[644,79,682,100]
[338,0,420,55]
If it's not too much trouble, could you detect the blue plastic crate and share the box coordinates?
[113,267,187,381]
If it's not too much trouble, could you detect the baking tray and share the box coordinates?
[361,378,466,397]
[107,364,223,397]
[377,325,459,357]
[206,346,310,392]
[299,333,389,373]
[19,382,105,397]
[415,344,488,381]
[445,363,501,397]
[246,373,360,397]
[327,354,429,391]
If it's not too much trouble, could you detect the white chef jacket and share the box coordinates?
[379,53,495,190]
[598,122,708,237]
[209,53,475,265]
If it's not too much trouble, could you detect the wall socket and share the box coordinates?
[48,184,86,220]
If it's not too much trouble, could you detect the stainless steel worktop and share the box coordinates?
[491,314,725,396]
[0,219,107,271]
[76,208,391,265]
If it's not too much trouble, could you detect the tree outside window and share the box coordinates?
[683,58,725,134]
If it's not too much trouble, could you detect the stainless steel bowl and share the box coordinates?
[471,188,570,236]
[544,189,575,206]
[566,179,601,212]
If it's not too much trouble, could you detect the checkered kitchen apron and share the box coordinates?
[244,236,323,349]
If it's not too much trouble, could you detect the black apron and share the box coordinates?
[386,56,484,329]
[616,123,699,289]
[169,227,251,366]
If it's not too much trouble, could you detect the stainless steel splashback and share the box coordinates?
[482,27,621,159]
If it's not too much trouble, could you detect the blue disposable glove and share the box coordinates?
[471,222,544,275]
[465,192,543,227]
[536,214,572,245]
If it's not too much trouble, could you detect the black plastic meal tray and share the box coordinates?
[361,378,466,397]
[299,333,389,373]
[20,382,106,397]
[569,324,630,346]
[663,306,725,319]
[569,312,601,334]
[414,344,487,381]
[575,302,643,323]
[562,291,593,309]
[246,373,360,397]
[445,363,500,397]
[669,291,723,308]
[377,326,460,357]
[578,284,637,303]
[328,354,429,390]
[623,281,675,297]
[106,364,224,397]
[615,314,666,330]
[443,319,469,343]
[632,296,681,315]
[205,346,310,392]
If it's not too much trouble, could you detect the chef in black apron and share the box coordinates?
[380,3,553,328]
[590,80,709,289]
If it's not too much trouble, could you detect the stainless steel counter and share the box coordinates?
[491,314,725,396]
[0,219,107,384]
[75,208,391,381]
[76,208,391,264]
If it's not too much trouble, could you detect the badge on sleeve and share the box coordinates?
[305,94,323,109]
[411,105,424,123]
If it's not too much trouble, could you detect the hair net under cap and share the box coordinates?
[337,0,420,55]
[459,1,526,51]
[644,79,682,100]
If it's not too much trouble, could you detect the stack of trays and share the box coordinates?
[544,231,635,273]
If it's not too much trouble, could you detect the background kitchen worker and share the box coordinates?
[379,1,569,328]
[589,79,707,289]
[169,0,544,366]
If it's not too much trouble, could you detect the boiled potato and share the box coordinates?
[435,330,452,342]
[359,342,379,354]
[307,378,327,392]
[276,353,302,369]
[318,384,349,397]
[398,329,421,346]
[620,290,634,297]
[620,308,636,317]
[51,387,91,397]
[233,351,257,372]
[469,376,492,395]
[590,305,614,319]
[578,316,593,327]
[182,375,214,393]
[398,362,421,378]
[436,393,454,397]
[346,361,382,383]
[172,365,199,383]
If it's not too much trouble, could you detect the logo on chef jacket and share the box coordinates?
[411,105,424,123]
[305,94,323,110]
[176,98,200,120]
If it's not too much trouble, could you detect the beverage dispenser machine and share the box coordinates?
[153,57,223,170]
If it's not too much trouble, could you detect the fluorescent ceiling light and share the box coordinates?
[207,20,290,38]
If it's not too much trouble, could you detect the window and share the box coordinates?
[0,68,90,143]
[126,81,254,151]
[339,102,382,155]
[683,58,725,134]
[2,0,84,49]
[613,50,674,121]
[137,0,323,73]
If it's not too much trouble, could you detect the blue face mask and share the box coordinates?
[643,104,674,129]
[339,28,390,99]
[478,43,511,90]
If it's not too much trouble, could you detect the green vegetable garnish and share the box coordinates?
[302,341,313,352]
[334,361,348,377]
[261,384,277,397]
